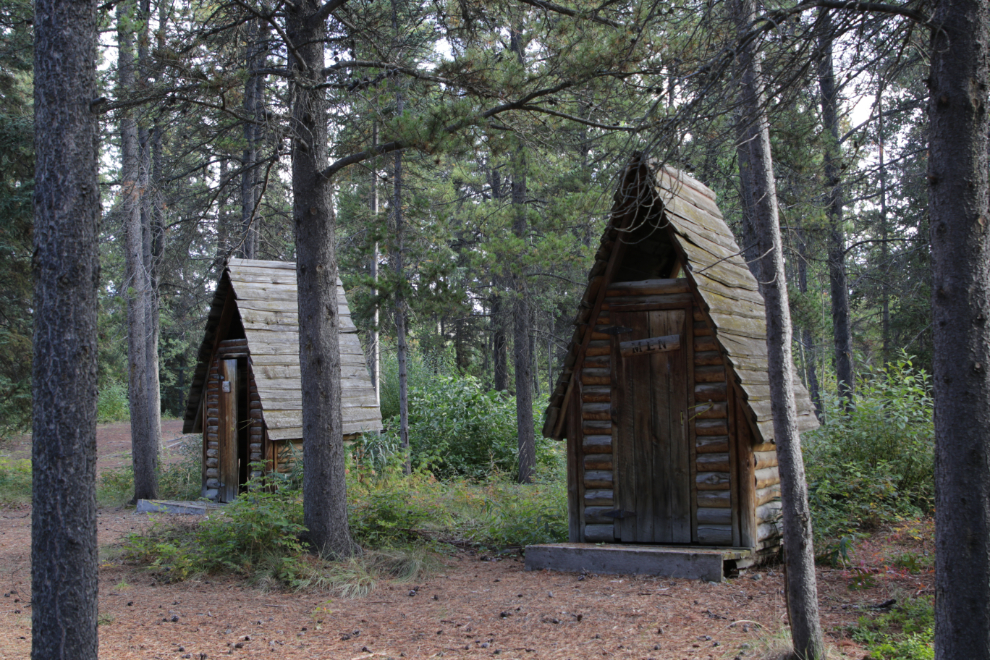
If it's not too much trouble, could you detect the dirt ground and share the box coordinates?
[0,425,934,660]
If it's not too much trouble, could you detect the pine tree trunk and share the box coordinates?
[31,0,100,651]
[797,230,821,416]
[491,284,508,391]
[118,2,157,502]
[877,89,891,363]
[928,1,990,658]
[286,0,353,558]
[734,111,765,285]
[394,144,411,474]
[733,0,824,656]
[138,0,162,487]
[369,122,380,404]
[511,152,534,484]
[816,8,854,404]
[241,18,264,259]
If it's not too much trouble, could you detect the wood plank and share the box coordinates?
[727,385,740,547]
[697,453,730,473]
[582,435,612,453]
[219,359,239,503]
[656,308,690,543]
[694,401,728,419]
[619,333,680,358]
[686,304,699,544]
[696,471,731,490]
[582,386,611,403]
[693,350,724,367]
[693,271,767,306]
[755,467,780,490]
[584,471,614,488]
[696,508,732,525]
[696,418,728,435]
[697,490,731,508]
[696,436,729,454]
[582,368,611,385]
[566,385,582,542]
[697,524,733,546]
[605,278,690,296]
[584,524,615,542]
[695,383,727,402]
[602,292,695,310]
[753,451,778,469]
[584,490,614,506]
[736,391,758,548]
[757,522,781,543]
[756,501,783,524]
[754,484,781,507]
[695,366,726,383]
[584,506,615,524]
[656,168,723,215]
[584,453,612,470]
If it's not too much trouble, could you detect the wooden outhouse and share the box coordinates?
[543,158,819,553]
[182,258,382,502]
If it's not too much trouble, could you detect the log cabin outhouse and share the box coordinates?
[542,158,819,554]
[182,258,383,502]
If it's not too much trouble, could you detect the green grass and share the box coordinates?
[119,447,567,593]
[850,595,934,660]
[0,456,31,505]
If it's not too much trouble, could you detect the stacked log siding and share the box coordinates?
[545,157,818,551]
[183,258,383,498]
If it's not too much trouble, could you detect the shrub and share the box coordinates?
[97,381,130,423]
[804,355,934,540]
[376,367,555,480]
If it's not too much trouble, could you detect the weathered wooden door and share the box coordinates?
[218,358,239,502]
[612,309,691,543]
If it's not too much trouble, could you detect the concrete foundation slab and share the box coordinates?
[136,499,221,515]
[524,543,752,581]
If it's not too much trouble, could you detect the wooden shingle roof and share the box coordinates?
[182,258,382,439]
[543,158,819,444]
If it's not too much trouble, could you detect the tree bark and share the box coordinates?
[241,18,265,259]
[369,122,380,404]
[118,0,158,502]
[138,0,162,494]
[509,21,535,484]
[286,0,353,557]
[928,1,990,658]
[816,8,855,404]
[394,143,411,474]
[877,88,891,363]
[511,153,535,483]
[733,0,825,657]
[31,0,101,650]
[491,282,508,391]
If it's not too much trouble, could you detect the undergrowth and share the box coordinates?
[849,595,934,660]
[98,436,203,507]
[121,444,567,592]
[804,356,934,542]
[0,456,30,505]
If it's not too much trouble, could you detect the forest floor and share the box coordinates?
[0,425,933,660]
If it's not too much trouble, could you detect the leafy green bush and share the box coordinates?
[97,381,130,423]
[0,457,31,505]
[804,356,934,540]
[377,370,555,480]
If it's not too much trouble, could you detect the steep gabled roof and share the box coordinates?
[182,258,382,439]
[543,158,819,444]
